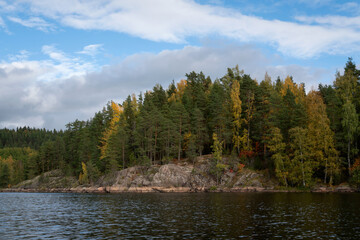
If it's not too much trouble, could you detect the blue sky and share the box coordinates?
[0,0,359,129]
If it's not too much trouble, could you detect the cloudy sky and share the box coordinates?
[0,0,359,129]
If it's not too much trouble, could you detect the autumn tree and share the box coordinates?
[230,80,242,154]
[212,133,226,185]
[342,100,358,175]
[268,127,288,186]
[306,91,339,184]
[288,127,311,186]
[99,101,123,172]
[78,162,89,185]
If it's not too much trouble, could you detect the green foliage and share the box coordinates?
[1,59,360,187]
[288,127,312,187]
[209,186,217,191]
[0,163,10,188]
[0,148,39,186]
[211,133,228,184]
[268,127,288,186]
[185,133,196,164]
[212,133,223,163]
[342,100,358,175]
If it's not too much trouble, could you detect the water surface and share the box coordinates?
[1,192,359,239]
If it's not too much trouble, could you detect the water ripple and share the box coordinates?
[0,192,360,239]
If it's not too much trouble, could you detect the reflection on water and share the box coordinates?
[0,192,359,239]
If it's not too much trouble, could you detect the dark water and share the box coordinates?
[1,192,360,239]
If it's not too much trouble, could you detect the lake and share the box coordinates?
[1,192,359,239]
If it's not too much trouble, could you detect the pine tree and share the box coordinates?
[255,74,273,166]
[170,101,189,161]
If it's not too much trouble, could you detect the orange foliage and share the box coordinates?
[351,158,360,172]
[237,163,245,172]
[239,150,256,159]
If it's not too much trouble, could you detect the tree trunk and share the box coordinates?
[167,127,170,160]
[178,118,182,161]
[324,158,328,184]
[348,138,351,175]
[154,124,158,164]
[122,142,125,170]
[247,124,250,150]
[281,159,288,187]
[300,149,305,187]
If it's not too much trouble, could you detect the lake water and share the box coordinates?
[1,192,360,239]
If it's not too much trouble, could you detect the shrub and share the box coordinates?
[351,158,360,187]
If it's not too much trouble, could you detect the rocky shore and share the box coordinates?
[1,161,358,193]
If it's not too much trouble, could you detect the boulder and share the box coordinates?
[233,169,263,187]
[152,164,192,187]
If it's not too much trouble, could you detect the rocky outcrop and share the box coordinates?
[15,170,78,190]
[152,164,192,187]
[4,159,357,193]
[8,162,276,193]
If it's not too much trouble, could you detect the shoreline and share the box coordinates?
[1,185,358,193]
[3,163,359,194]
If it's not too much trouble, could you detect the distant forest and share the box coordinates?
[1,58,360,188]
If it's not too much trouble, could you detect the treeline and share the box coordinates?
[0,128,63,187]
[0,127,63,149]
[1,58,360,188]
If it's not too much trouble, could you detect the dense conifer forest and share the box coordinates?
[1,58,360,188]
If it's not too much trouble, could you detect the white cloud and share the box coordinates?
[42,45,68,62]
[265,64,327,91]
[0,44,333,129]
[0,0,17,11]
[40,45,97,81]
[337,2,360,14]
[8,16,54,31]
[0,116,45,129]
[8,50,30,61]
[298,0,333,7]
[6,0,360,58]
[77,44,103,57]
[296,15,360,29]
[0,15,9,33]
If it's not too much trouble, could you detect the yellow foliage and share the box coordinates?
[306,91,339,183]
[231,81,242,129]
[280,76,305,104]
[169,79,187,102]
[230,80,242,152]
[79,162,88,185]
[99,101,123,160]
[79,173,83,184]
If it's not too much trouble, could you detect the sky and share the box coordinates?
[0,0,360,130]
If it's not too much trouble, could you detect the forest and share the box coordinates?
[1,58,360,188]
